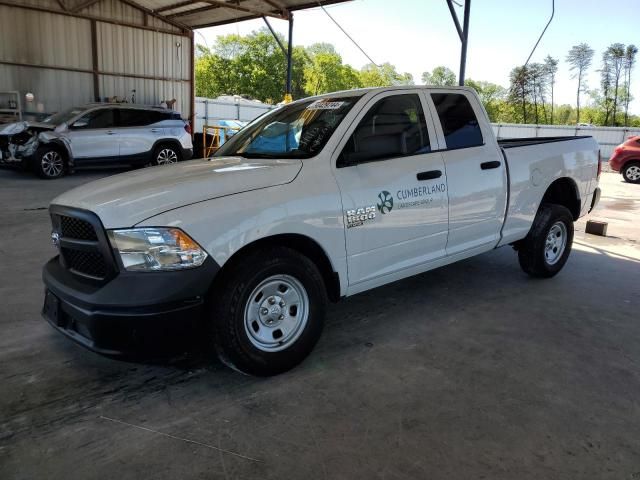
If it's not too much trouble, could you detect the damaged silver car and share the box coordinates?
[0,104,193,179]
[0,120,68,178]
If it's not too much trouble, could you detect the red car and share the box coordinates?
[609,136,640,183]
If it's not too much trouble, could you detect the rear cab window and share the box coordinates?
[431,93,483,149]
[342,93,431,164]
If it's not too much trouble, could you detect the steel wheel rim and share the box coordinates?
[157,148,178,164]
[244,274,309,352]
[627,165,640,180]
[41,151,63,177]
[545,221,567,265]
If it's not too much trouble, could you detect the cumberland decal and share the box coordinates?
[396,183,446,209]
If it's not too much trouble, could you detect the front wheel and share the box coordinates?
[622,161,640,184]
[518,204,574,278]
[33,147,65,179]
[210,247,327,376]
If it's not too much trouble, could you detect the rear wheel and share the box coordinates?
[518,204,574,278]
[33,147,65,179]
[153,144,180,165]
[622,161,640,183]
[209,247,327,376]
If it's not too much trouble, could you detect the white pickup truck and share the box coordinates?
[42,86,601,376]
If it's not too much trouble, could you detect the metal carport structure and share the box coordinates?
[0,0,473,125]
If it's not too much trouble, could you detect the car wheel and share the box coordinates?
[33,147,65,179]
[518,203,574,278]
[153,145,180,165]
[622,161,640,183]
[210,247,327,376]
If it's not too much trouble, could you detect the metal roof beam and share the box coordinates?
[168,0,286,20]
[70,0,103,13]
[118,0,191,30]
[155,0,196,13]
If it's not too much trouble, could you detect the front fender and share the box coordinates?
[39,133,74,168]
[135,177,349,296]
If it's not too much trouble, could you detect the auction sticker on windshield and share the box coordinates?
[307,100,345,110]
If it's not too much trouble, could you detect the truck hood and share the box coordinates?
[51,157,302,228]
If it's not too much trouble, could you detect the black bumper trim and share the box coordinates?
[182,147,194,160]
[42,254,220,357]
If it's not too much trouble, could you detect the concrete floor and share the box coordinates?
[0,166,639,480]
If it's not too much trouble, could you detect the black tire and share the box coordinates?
[152,144,181,166]
[518,203,574,278]
[32,146,66,179]
[622,161,640,184]
[210,247,327,376]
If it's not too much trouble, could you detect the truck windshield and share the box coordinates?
[215,96,361,159]
[42,107,85,126]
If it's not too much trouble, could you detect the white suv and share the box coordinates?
[0,104,193,179]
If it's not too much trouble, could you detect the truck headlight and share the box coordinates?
[108,228,207,271]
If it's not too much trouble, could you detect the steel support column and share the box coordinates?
[459,0,470,86]
[447,0,471,86]
[284,11,294,103]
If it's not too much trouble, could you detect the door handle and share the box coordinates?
[106,131,116,135]
[417,170,442,181]
[481,161,501,170]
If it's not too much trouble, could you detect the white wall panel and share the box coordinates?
[0,5,92,69]
[97,23,190,80]
[0,64,93,113]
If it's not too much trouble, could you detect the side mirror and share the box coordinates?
[71,119,89,129]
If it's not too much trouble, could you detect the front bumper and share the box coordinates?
[42,255,219,357]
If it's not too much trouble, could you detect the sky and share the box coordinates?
[197,0,640,113]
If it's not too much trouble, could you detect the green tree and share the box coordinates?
[303,43,361,95]
[543,55,559,124]
[359,63,404,87]
[194,29,309,103]
[509,66,532,123]
[566,43,594,124]
[422,66,456,86]
[623,45,638,126]
[465,79,506,121]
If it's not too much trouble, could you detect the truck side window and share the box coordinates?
[343,94,430,163]
[431,93,483,149]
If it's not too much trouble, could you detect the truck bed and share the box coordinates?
[498,135,592,149]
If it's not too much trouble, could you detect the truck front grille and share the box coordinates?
[50,207,116,282]
[60,216,98,241]
[60,248,107,278]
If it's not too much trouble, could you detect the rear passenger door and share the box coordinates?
[333,91,449,291]
[116,109,166,160]
[428,91,507,255]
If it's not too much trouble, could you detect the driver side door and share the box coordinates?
[332,91,449,293]
[67,107,119,162]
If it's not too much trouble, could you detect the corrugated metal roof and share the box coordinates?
[135,0,352,30]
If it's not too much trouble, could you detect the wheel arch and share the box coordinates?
[540,177,581,220]
[212,233,341,303]
[622,158,640,170]
[34,139,73,174]
[152,138,183,153]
